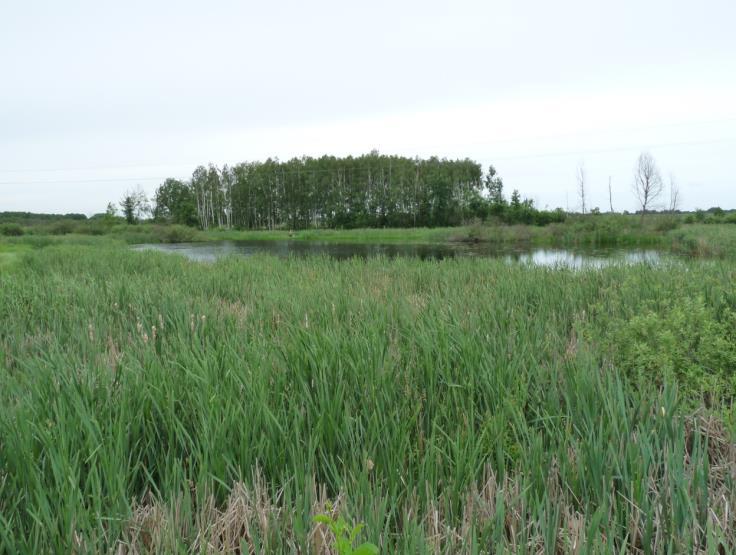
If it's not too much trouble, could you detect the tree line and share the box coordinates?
[145,153,565,230]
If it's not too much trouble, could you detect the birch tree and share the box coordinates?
[576,163,586,215]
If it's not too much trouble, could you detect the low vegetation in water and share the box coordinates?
[0,241,734,553]
[10,209,736,254]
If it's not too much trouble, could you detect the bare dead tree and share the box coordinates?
[632,152,663,222]
[668,175,681,213]
[576,163,586,215]
[608,176,614,213]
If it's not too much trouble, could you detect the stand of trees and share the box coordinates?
[152,153,565,230]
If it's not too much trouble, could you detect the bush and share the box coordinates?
[48,221,77,235]
[0,223,24,236]
[532,208,566,226]
[161,225,197,243]
[82,225,108,236]
[653,216,681,232]
[604,296,736,406]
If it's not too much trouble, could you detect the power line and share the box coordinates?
[0,175,187,186]
[0,161,197,175]
[0,116,734,175]
[489,136,736,162]
[0,136,734,187]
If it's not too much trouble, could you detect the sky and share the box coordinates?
[1,0,735,215]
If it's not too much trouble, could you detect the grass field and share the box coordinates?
[0,243,32,270]
[1,239,735,553]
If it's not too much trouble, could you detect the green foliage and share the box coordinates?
[669,224,736,257]
[48,220,77,235]
[103,223,197,244]
[159,224,197,243]
[119,188,150,225]
[603,296,736,405]
[685,209,736,226]
[0,244,734,552]
[175,154,490,230]
[0,212,86,225]
[147,154,576,232]
[154,178,198,226]
[0,243,31,269]
[653,215,681,231]
[313,509,379,555]
[0,223,24,236]
[120,194,136,224]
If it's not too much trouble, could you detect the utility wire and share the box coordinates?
[0,136,734,187]
[0,116,735,175]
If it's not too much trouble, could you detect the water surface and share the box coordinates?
[133,240,670,268]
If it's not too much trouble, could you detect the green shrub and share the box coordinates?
[604,296,736,405]
[48,221,77,235]
[1,237,735,552]
[313,510,378,555]
[0,223,24,236]
[161,224,197,243]
[653,215,681,232]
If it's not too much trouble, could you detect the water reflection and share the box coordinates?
[507,248,664,268]
[133,240,669,268]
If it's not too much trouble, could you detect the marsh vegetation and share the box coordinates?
[1,151,735,552]
[1,234,735,552]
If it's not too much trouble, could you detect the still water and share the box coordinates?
[133,240,669,268]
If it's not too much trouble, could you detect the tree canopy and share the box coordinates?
[150,153,564,230]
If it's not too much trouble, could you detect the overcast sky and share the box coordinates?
[1,0,735,214]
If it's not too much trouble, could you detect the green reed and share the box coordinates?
[0,244,733,553]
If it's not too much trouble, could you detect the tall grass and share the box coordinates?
[669,224,736,258]
[0,245,734,553]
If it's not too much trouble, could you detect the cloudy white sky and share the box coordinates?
[1,0,735,214]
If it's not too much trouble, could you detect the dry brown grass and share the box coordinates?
[113,428,735,555]
[117,470,349,555]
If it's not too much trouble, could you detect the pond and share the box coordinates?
[133,240,671,268]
